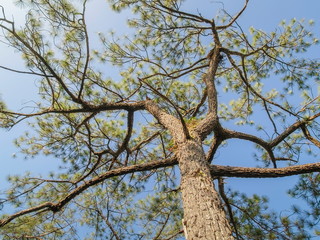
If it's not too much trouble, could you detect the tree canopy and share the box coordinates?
[0,0,319,239]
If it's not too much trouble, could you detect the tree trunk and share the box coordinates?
[177,139,234,240]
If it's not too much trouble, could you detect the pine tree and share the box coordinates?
[0,0,319,239]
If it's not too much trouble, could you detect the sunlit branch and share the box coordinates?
[3,158,320,227]
[0,101,146,119]
[189,22,223,140]
[223,128,277,168]
[205,47,221,118]
[211,162,320,178]
[192,113,219,141]
[141,81,191,141]
[0,157,178,227]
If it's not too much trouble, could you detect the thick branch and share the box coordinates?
[190,20,225,141]
[0,101,146,119]
[223,128,277,167]
[0,157,178,227]
[210,162,320,178]
[3,158,320,227]
[205,47,221,117]
[192,113,219,141]
[221,113,320,166]
[145,100,187,144]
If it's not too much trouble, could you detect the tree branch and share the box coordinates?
[3,158,320,227]
[210,162,320,178]
[301,124,320,148]
[145,100,187,144]
[270,112,320,147]
[0,101,146,119]
[0,157,178,227]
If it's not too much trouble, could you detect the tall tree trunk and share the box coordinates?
[178,139,234,240]
[144,101,232,239]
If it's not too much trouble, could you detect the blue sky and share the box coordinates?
[0,0,320,234]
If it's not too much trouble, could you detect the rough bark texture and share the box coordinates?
[177,140,234,240]
[145,101,233,239]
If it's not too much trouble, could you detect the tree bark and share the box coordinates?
[145,101,233,239]
[177,139,234,240]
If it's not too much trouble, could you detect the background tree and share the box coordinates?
[0,0,319,239]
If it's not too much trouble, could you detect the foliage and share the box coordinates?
[0,0,319,239]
